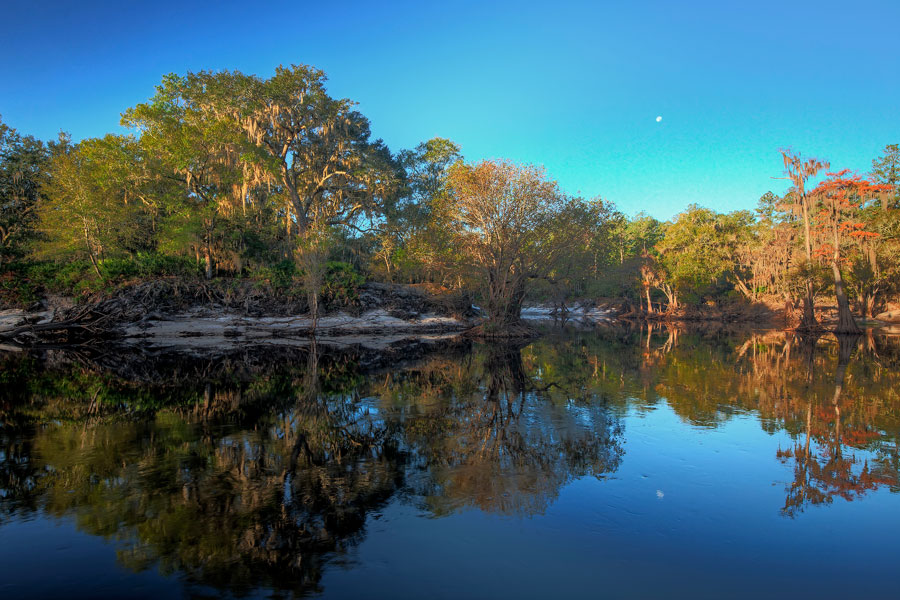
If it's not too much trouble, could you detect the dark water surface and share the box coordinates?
[2,326,899,599]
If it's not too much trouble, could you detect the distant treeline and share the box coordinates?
[1,64,898,330]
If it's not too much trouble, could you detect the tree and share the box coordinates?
[609,211,663,265]
[230,65,398,238]
[122,67,402,282]
[445,160,565,331]
[779,150,830,330]
[540,196,614,311]
[850,191,900,318]
[652,205,754,309]
[0,117,49,267]
[123,74,247,279]
[871,143,900,210]
[810,170,889,333]
[36,136,148,275]
[397,137,463,221]
[376,137,461,281]
[738,192,800,306]
[599,212,662,309]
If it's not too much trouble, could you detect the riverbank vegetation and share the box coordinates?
[2,65,898,333]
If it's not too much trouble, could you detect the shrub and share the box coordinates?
[254,260,297,289]
[101,253,198,280]
[27,261,98,294]
[0,268,39,307]
[322,261,364,308]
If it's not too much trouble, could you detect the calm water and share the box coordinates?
[1,326,899,599]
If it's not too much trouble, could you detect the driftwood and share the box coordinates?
[0,278,477,347]
[0,307,115,345]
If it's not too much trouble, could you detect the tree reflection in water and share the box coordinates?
[0,339,625,595]
[778,334,900,516]
[397,344,623,516]
[2,328,900,596]
[1,346,405,595]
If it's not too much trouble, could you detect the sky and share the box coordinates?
[2,0,898,220]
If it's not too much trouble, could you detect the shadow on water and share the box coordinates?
[2,326,900,597]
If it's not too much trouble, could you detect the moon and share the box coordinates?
[656,116,663,122]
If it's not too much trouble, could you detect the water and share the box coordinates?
[2,326,899,599]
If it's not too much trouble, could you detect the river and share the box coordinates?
[1,325,898,598]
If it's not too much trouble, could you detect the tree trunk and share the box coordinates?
[798,332,820,384]
[862,246,879,319]
[81,219,103,278]
[486,272,526,329]
[659,285,678,312]
[798,285,817,331]
[86,252,102,278]
[832,261,861,334]
[309,288,320,331]
[241,164,250,216]
[204,241,213,280]
[733,273,754,299]
[503,279,527,324]
[299,241,327,334]
[831,334,858,452]
[798,198,818,331]
[861,291,876,319]
[828,205,860,334]
[645,288,653,314]
[280,161,308,236]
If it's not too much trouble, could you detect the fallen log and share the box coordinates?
[0,308,115,344]
[0,319,96,339]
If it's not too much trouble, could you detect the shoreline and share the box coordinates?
[3,296,899,351]
[122,307,472,350]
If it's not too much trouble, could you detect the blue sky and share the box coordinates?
[2,0,898,219]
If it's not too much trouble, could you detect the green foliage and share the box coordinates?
[373,137,463,283]
[0,116,50,266]
[0,266,40,306]
[610,211,663,262]
[0,254,205,307]
[253,259,297,289]
[588,256,645,300]
[871,143,900,209]
[27,261,99,294]
[322,261,364,307]
[239,258,362,307]
[0,261,100,306]
[99,253,199,280]
[653,205,756,305]
[35,135,156,268]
